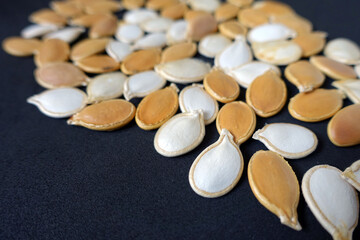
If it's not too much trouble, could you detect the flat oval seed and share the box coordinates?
[70,13,112,27]
[89,15,117,38]
[166,20,188,44]
[106,41,133,62]
[35,39,70,67]
[27,88,87,118]
[154,110,205,157]
[215,3,239,22]
[189,129,243,198]
[188,0,220,13]
[179,84,219,125]
[161,42,197,63]
[121,48,161,75]
[248,23,297,43]
[75,55,120,73]
[29,8,67,26]
[218,20,247,40]
[43,27,85,43]
[84,1,121,14]
[253,123,318,159]
[285,60,325,92]
[238,8,268,28]
[324,38,360,65]
[122,0,145,10]
[186,13,217,41]
[342,160,360,191]
[248,151,301,230]
[161,3,188,20]
[2,37,41,57]
[271,15,312,35]
[146,0,178,10]
[228,0,253,7]
[252,40,302,66]
[123,71,166,100]
[70,38,111,61]
[302,165,359,240]
[332,80,360,104]
[184,10,208,21]
[204,69,240,103]
[140,17,173,33]
[288,89,344,122]
[253,1,295,17]
[216,101,256,145]
[135,84,179,130]
[227,61,280,88]
[50,1,83,18]
[21,24,58,39]
[133,32,167,50]
[310,56,357,80]
[246,71,287,117]
[124,9,158,24]
[292,32,327,57]
[35,62,88,89]
[198,34,231,58]
[115,23,143,44]
[87,72,127,103]
[68,99,136,131]
[327,104,360,147]
[155,58,211,83]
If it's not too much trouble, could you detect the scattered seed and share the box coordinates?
[75,55,120,73]
[184,10,209,21]
[166,20,188,44]
[50,1,83,18]
[161,42,197,63]
[146,0,178,10]
[122,0,145,10]
[186,12,217,41]
[115,23,144,44]
[161,2,188,20]
[43,27,85,43]
[292,31,327,57]
[310,56,357,80]
[342,160,360,191]
[124,8,158,24]
[21,24,58,39]
[2,37,41,57]
[228,0,253,7]
[133,32,167,50]
[215,3,239,22]
[218,20,247,39]
[29,8,67,26]
[238,8,269,28]
[355,64,360,78]
[271,14,312,35]
[106,40,132,63]
[332,80,360,104]
[89,15,117,38]
[70,38,111,61]
[140,17,173,33]
[121,48,161,75]
[248,23,296,43]
[188,0,220,13]
[84,1,122,14]
[324,38,360,65]
[34,38,70,67]
[252,1,295,17]
[70,13,113,27]
[198,33,231,58]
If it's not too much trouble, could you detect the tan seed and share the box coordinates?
[84,1,121,14]
[184,10,208,21]
[288,89,344,122]
[89,15,117,38]
[238,8,268,28]
[121,48,161,75]
[253,1,295,17]
[310,56,357,80]
[146,0,178,10]
[122,0,145,10]
[218,20,247,39]
[2,37,41,57]
[50,1,83,18]
[70,38,111,61]
[70,13,113,27]
[215,3,239,22]
[228,0,253,7]
[186,13,217,41]
[68,99,136,131]
[271,14,312,35]
[29,8,67,26]
[75,55,120,73]
[292,32,327,57]
[161,42,197,63]
[34,39,70,67]
[161,2,188,20]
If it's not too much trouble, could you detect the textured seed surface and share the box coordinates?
[2,37,41,57]
[161,42,197,63]
[71,38,111,61]
[121,48,161,75]
[35,39,70,67]
[75,55,120,73]
[292,32,327,57]
[310,56,357,80]
[204,69,239,103]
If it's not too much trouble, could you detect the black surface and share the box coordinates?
[0,0,359,239]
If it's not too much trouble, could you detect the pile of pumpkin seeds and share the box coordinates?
[2,0,360,238]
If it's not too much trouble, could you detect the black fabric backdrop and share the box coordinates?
[0,0,359,239]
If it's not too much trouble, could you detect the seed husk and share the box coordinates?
[285,60,325,92]
[292,32,327,57]
[310,56,357,80]
[332,80,360,104]
[161,42,197,63]
[133,32,167,50]
[34,39,70,67]
[271,14,312,35]
[35,62,88,89]
[342,160,360,191]
[238,8,268,28]
[203,68,239,103]
[288,89,344,122]
[247,23,297,43]
[146,0,178,10]
[75,55,120,73]
[228,0,253,7]
[327,104,360,147]
[89,15,117,38]
[21,24,58,39]
[215,38,252,70]
[135,84,179,130]
[43,27,85,43]
[68,99,136,131]
[161,2,188,20]
[115,23,143,44]
[70,38,111,61]
[124,8,158,24]
[218,20,248,39]
[198,34,231,58]
[50,1,83,18]
[216,101,256,145]
[122,0,145,10]
[215,3,239,22]
[70,13,113,27]
[29,8,67,26]
[324,38,360,65]
[84,1,122,14]
[248,150,301,230]
[2,37,42,57]
[186,13,217,41]
[121,48,161,75]
[166,20,187,45]
[140,17,173,33]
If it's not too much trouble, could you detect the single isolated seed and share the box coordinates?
[121,48,161,75]
[75,55,120,74]
[198,34,231,58]
[70,38,111,61]
[215,3,239,22]
[332,80,360,104]
[310,56,357,80]
[21,24,58,39]
[218,20,248,40]
[247,23,297,43]
[29,8,67,26]
[43,27,85,43]
[342,160,360,191]
[324,38,360,65]
[161,42,197,63]
[2,37,41,57]
[292,32,327,57]
[186,12,217,41]
[106,40,133,63]
[34,38,70,67]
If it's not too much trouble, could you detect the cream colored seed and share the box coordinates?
[34,38,70,67]
[218,20,247,39]
[198,33,231,58]
[271,14,313,35]
[71,38,111,61]
[140,17,173,33]
[21,24,58,39]
[106,41,133,63]
[115,23,143,44]
[133,32,167,50]
[2,37,42,57]
[324,38,360,65]
[161,42,197,63]
[188,0,220,13]
[215,3,239,22]
[43,27,85,43]
[166,20,188,45]
[332,80,360,104]
[121,48,161,75]
[292,32,327,57]
[247,23,297,43]
[75,55,120,74]
[310,56,357,80]
[342,160,360,191]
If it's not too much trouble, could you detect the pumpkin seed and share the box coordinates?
[327,104,360,147]
[288,89,344,122]
[124,8,158,24]
[70,38,111,61]
[154,110,205,157]
[84,1,122,14]
[87,72,127,103]
[246,70,287,117]
[121,48,161,75]
[292,32,327,57]
[135,84,179,130]
[324,38,360,65]
[115,23,144,44]
[43,27,85,43]
[198,34,231,58]
[228,0,253,7]
[75,55,120,73]
[184,10,208,21]
[248,150,301,230]
[166,20,188,44]
[21,24,58,39]
[68,99,136,131]
[123,71,166,100]
[215,3,239,22]
[285,60,325,92]
[238,8,269,28]
[216,101,256,145]
[189,129,243,198]
[253,1,295,17]
[227,61,280,88]
[332,80,360,104]
[188,0,220,13]
[302,165,359,240]
[203,69,240,103]
[342,160,360,191]
[218,20,247,39]
[179,84,219,125]
[106,40,133,62]
[310,56,357,80]
[122,0,145,10]
[27,88,87,118]
[34,39,70,67]
[70,13,113,27]
[248,23,297,43]
[252,40,302,66]
[161,42,197,63]
[140,17,173,33]
[50,1,83,18]
[29,8,67,26]
[133,32,167,50]
[155,58,211,83]
[2,37,41,57]
[89,15,117,38]
[186,13,217,41]
[146,0,178,10]
[215,38,252,71]
[161,2,188,20]
[271,14,312,35]
[355,64,360,78]
[253,123,318,159]
[35,62,88,89]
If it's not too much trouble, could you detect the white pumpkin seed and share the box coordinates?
[227,61,280,88]
[124,8,158,24]
[21,24,58,39]
[302,165,359,240]
[179,84,219,125]
[105,40,133,62]
[215,38,252,71]
[27,88,87,118]
[115,23,144,44]
[198,33,231,58]
[154,110,205,157]
[189,129,243,198]
[166,20,188,45]
[140,17,173,33]
[332,80,360,104]
[155,58,211,83]
[43,27,85,43]
[248,23,297,43]
[133,32,167,50]
[123,71,166,100]
[324,38,360,65]
[342,160,360,192]
[188,0,220,13]
[87,72,127,103]
[355,64,360,78]
[253,123,318,159]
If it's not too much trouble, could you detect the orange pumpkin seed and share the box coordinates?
[75,55,120,73]
[2,37,41,57]
[121,48,161,75]
[34,39,70,67]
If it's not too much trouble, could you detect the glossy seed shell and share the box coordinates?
[121,48,161,75]
[2,37,41,57]
[310,56,357,80]
[34,39,70,67]
[70,38,111,61]
[75,55,120,73]
[161,42,197,63]
[166,20,187,44]
[133,32,167,50]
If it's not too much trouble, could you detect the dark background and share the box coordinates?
[0,0,359,239]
